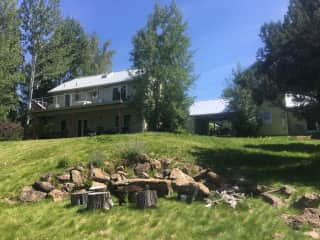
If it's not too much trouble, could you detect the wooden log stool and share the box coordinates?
[89,185,107,192]
[87,192,113,210]
[136,190,158,209]
[71,191,88,206]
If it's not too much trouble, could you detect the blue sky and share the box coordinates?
[60,0,289,100]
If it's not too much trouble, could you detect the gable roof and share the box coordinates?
[49,70,138,93]
[189,99,231,116]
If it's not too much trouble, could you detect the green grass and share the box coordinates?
[0,132,320,239]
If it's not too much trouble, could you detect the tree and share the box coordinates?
[257,0,320,119]
[0,0,23,122]
[81,33,114,76]
[20,0,61,125]
[224,65,261,136]
[131,2,195,132]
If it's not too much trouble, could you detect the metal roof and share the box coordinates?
[189,99,231,116]
[49,70,138,93]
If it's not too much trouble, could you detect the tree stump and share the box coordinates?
[136,190,158,209]
[87,192,113,210]
[89,185,107,192]
[71,191,88,206]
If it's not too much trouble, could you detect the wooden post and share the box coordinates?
[71,191,88,206]
[136,190,158,209]
[87,192,113,210]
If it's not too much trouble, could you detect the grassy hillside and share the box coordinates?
[0,133,320,239]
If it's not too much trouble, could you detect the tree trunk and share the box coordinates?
[87,192,113,210]
[71,191,88,206]
[26,54,37,125]
[136,190,158,209]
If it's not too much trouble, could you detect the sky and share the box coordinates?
[60,0,289,101]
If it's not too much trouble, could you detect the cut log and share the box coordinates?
[70,191,88,206]
[89,185,107,192]
[87,192,113,210]
[136,190,158,209]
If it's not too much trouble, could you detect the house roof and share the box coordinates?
[189,99,231,116]
[285,94,311,108]
[49,70,138,93]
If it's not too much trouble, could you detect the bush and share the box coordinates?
[56,157,71,168]
[119,139,146,164]
[89,150,106,168]
[0,122,23,141]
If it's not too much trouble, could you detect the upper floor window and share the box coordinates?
[113,86,127,101]
[113,88,120,101]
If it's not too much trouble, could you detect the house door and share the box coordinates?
[77,120,82,137]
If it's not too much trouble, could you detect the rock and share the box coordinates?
[282,208,320,230]
[116,165,125,172]
[71,170,83,185]
[110,173,126,183]
[40,173,54,183]
[170,168,194,181]
[114,178,173,198]
[104,161,113,169]
[305,229,320,239]
[56,173,70,183]
[91,181,107,189]
[154,172,164,179]
[48,189,68,202]
[33,181,54,193]
[196,182,211,199]
[117,171,128,178]
[293,193,320,209]
[255,184,271,194]
[261,192,284,208]
[19,186,46,202]
[134,162,151,175]
[162,169,171,178]
[280,185,296,197]
[74,165,85,172]
[159,158,172,169]
[150,159,162,170]
[137,172,150,179]
[62,183,76,192]
[194,169,222,187]
[91,168,110,183]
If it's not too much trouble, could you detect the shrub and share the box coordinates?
[56,157,71,168]
[89,150,106,168]
[0,122,23,141]
[119,139,146,164]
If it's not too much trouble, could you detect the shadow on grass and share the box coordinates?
[244,143,320,154]
[190,145,320,187]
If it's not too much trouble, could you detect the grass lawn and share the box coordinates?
[0,132,320,239]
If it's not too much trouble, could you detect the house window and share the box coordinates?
[113,88,120,101]
[75,93,80,101]
[121,86,127,100]
[65,94,70,107]
[260,111,272,125]
[61,120,66,131]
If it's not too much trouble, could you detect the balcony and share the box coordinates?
[32,91,130,112]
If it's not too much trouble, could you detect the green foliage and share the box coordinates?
[118,139,146,163]
[0,0,23,121]
[88,150,106,168]
[257,0,320,117]
[0,122,23,141]
[224,65,261,136]
[56,157,71,168]
[131,2,195,132]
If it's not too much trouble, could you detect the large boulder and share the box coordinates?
[293,193,320,209]
[40,173,54,183]
[71,170,83,185]
[48,189,68,202]
[19,186,46,202]
[170,168,210,199]
[33,181,54,193]
[115,179,173,198]
[56,173,70,183]
[91,168,110,183]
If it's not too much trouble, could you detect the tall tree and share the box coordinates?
[20,0,61,125]
[81,33,114,76]
[257,0,320,119]
[224,65,261,136]
[131,2,195,132]
[0,0,22,122]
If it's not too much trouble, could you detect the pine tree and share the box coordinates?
[20,0,61,125]
[0,0,22,122]
[131,2,195,132]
